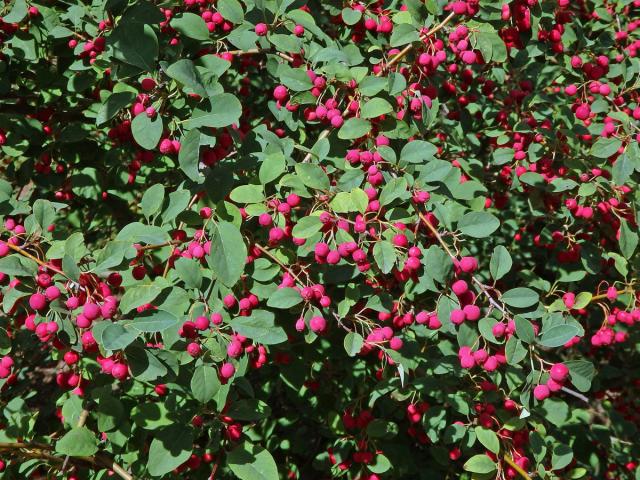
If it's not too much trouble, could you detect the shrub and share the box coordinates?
[0,0,639,478]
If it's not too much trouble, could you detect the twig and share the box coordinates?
[0,442,133,480]
[4,241,71,281]
[589,288,632,303]
[561,386,589,403]
[417,211,512,319]
[504,454,532,480]
[253,243,306,286]
[137,240,181,251]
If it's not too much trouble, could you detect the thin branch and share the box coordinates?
[0,442,133,480]
[137,240,181,251]
[254,243,306,286]
[504,454,532,480]
[4,241,71,281]
[561,386,589,403]
[589,288,632,303]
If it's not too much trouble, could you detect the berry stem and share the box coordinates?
[4,241,70,281]
[504,453,532,480]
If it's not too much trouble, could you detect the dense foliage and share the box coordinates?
[0,0,640,478]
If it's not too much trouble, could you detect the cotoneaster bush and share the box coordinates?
[0,0,639,478]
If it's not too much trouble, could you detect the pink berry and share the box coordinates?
[549,363,569,382]
[255,23,268,36]
[450,309,466,325]
[220,362,235,379]
[110,363,127,380]
[310,316,327,333]
[533,384,550,401]
[29,293,47,311]
[451,280,468,296]
[458,256,477,272]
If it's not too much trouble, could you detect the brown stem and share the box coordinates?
[503,454,532,480]
[0,442,133,480]
[254,243,306,286]
[4,241,71,281]
[589,288,632,302]
[137,240,180,251]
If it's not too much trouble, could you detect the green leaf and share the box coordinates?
[230,184,264,203]
[573,292,592,309]
[131,113,163,150]
[373,241,396,274]
[127,310,179,333]
[96,91,136,126]
[218,0,244,24]
[278,66,313,91]
[295,164,329,190]
[291,216,322,239]
[351,188,368,213]
[343,332,364,357]
[209,221,246,287]
[165,59,207,96]
[178,128,202,182]
[259,151,286,185]
[565,360,595,392]
[341,8,362,25]
[170,13,210,40]
[111,23,158,71]
[620,220,638,258]
[116,222,171,244]
[501,288,539,308]
[475,427,500,454]
[191,364,220,403]
[96,394,124,432]
[551,444,573,470]
[55,427,98,457]
[184,94,242,129]
[100,323,138,350]
[505,337,528,365]
[590,137,622,158]
[226,399,271,421]
[267,288,302,308]
[147,425,194,476]
[400,141,437,164]
[140,184,165,218]
[379,177,408,206]
[390,23,419,47]
[359,76,387,96]
[229,310,287,345]
[360,98,393,119]
[0,255,38,276]
[539,324,580,348]
[458,212,500,238]
[463,454,497,474]
[227,442,279,480]
[338,118,371,140]
[174,257,203,289]
[119,281,163,313]
[514,316,535,343]
[490,245,512,280]
[3,0,28,23]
